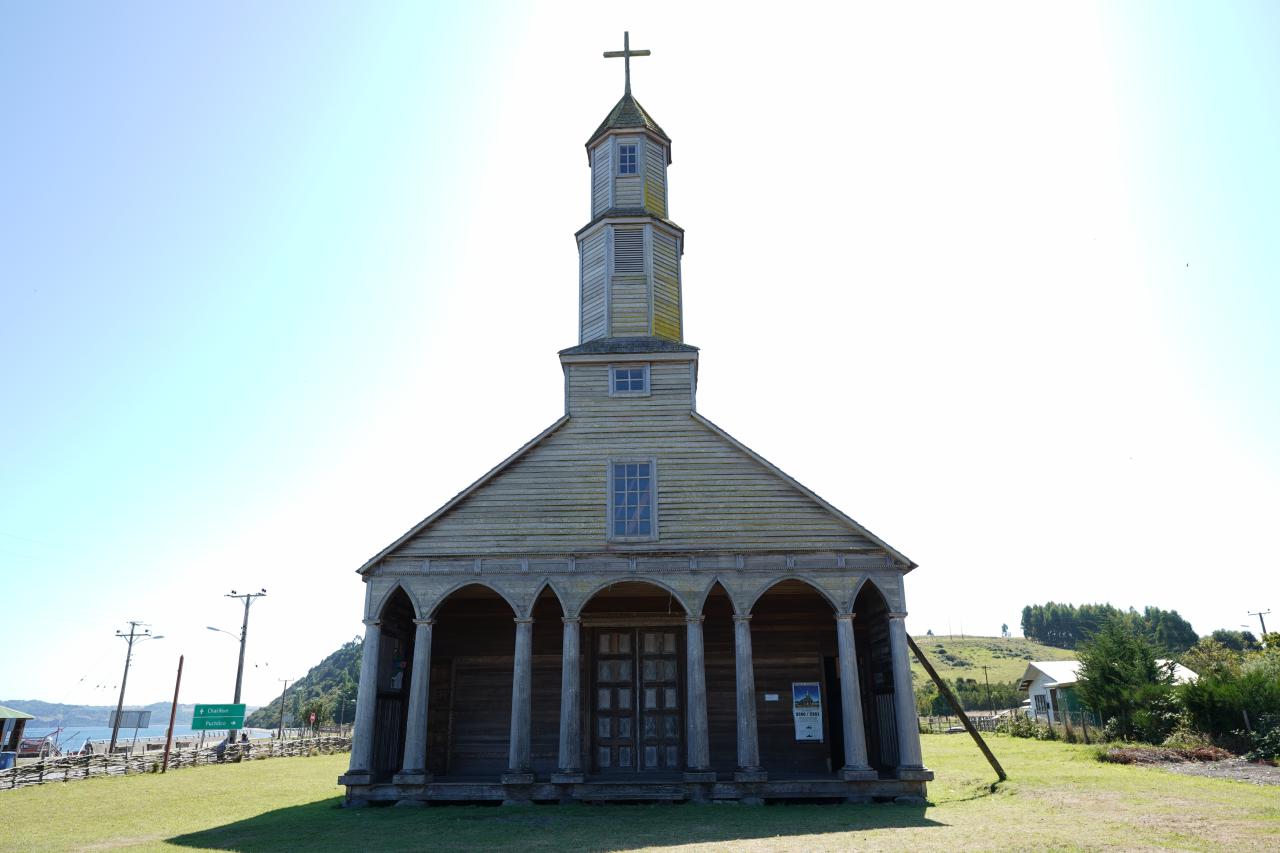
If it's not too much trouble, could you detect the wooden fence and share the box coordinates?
[0,736,351,791]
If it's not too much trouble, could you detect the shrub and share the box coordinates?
[1244,727,1280,763]
[1077,617,1177,743]
[1180,647,1280,750]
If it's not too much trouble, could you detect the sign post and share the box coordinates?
[192,704,246,731]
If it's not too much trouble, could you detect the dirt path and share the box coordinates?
[1160,758,1280,786]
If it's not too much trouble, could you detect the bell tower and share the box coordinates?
[577,33,684,344]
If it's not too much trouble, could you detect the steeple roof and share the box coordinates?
[587,93,670,148]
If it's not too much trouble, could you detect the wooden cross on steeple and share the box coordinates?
[603,31,650,96]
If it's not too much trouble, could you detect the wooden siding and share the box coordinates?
[591,143,611,217]
[643,142,666,218]
[395,378,877,555]
[579,228,608,341]
[652,230,681,341]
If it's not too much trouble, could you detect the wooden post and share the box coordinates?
[731,614,765,781]
[907,635,1006,782]
[683,615,712,777]
[834,613,874,778]
[162,655,183,773]
[395,619,435,783]
[555,617,583,780]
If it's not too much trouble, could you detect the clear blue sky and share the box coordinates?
[2,2,1277,707]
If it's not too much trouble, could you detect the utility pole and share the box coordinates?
[982,665,994,717]
[162,655,184,773]
[224,589,267,743]
[1248,609,1270,636]
[276,678,291,739]
[108,622,162,754]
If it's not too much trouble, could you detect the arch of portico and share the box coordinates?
[346,568,924,794]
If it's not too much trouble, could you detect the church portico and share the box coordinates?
[342,565,929,805]
[341,33,931,806]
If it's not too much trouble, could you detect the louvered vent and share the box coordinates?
[613,229,645,275]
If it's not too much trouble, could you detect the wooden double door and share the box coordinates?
[592,628,682,775]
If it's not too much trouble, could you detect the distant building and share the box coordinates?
[1017,660,1197,724]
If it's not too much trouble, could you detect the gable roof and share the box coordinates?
[1018,659,1198,691]
[587,93,670,148]
[356,415,570,573]
[358,411,914,572]
[690,413,915,569]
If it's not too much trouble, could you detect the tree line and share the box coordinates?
[244,637,361,730]
[1020,602,1198,653]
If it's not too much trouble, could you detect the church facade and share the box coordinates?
[339,41,931,805]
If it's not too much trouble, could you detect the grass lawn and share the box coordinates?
[2,736,1277,852]
[911,635,1078,684]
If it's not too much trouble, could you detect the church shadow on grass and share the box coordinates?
[166,797,943,852]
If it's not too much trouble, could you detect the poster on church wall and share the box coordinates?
[791,682,823,741]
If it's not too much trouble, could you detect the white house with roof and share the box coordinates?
[1017,660,1197,724]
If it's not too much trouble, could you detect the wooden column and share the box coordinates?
[732,614,765,781]
[503,617,535,784]
[888,612,925,771]
[684,615,713,779]
[553,616,583,781]
[344,619,382,779]
[835,613,876,779]
[394,618,434,784]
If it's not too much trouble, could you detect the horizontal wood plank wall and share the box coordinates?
[431,598,515,777]
[749,591,838,777]
[531,595,567,775]
[615,173,642,207]
[579,229,608,341]
[401,376,875,554]
[610,272,650,336]
[591,143,611,217]
[643,142,666,218]
[652,230,680,341]
[703,591,738,775]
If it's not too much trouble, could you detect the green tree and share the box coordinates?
[1076,616,1177,742]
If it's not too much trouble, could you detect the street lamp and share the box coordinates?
[107,622,164,754]
[222,589,267,743]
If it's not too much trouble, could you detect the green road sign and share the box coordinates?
[192,703,246,730]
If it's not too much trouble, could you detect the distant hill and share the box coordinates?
[1,700,200,728]
[910,635,1078,685]
[244,638,361,729]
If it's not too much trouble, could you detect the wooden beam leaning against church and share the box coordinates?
[338,33,931,806]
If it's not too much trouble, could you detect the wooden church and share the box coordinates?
[340,35,931,805]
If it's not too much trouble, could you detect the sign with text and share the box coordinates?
[192,703,246,730]
[109,710,152,729]
[791,682,823,741]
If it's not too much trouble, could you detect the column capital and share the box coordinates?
[362,618,382,627]
[834,612,855,623]
[412,618,435,627]
[561,616,582,625]
[887,611,908,620]
[514,616,535,625]
[684,614,705,624]
[732,614,752,623]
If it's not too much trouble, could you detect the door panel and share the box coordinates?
[590,628,682,774]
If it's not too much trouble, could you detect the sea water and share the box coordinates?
[24,725,278,751]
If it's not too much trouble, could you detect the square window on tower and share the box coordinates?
[618,144,638,175]
[610,364,650,395]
